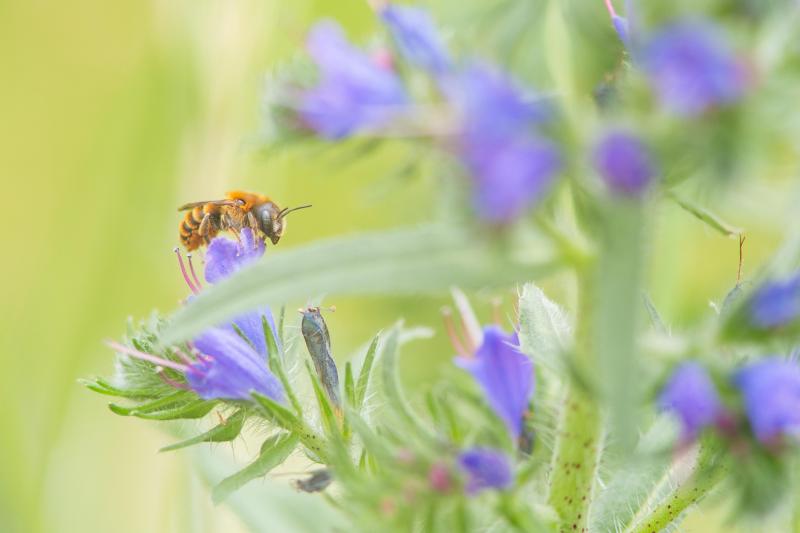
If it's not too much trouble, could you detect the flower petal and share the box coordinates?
[188,328,284,402]
[457,447,513,495]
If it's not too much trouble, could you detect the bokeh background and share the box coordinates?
[0,1,791,532]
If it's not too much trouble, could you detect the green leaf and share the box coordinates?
[110,399,216,420]
[667,190,743,238]
[160,409,247,452]
[263,315,302,415]
[344,362,355,407]
[251,392,327,460]
[107,390,194,415]
[642,292,669,335]
[161,224,557,344]
[305,361,339,438]
[212,432,299,504]
[517,283,572,376]
[355,333,380,409]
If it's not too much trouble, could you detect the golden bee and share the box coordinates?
[178,190,310,250]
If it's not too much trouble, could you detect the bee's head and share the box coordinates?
[254,202,311,245]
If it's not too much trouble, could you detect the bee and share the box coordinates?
[178,190,311,251]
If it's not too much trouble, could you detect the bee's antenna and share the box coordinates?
[278,204,312,219]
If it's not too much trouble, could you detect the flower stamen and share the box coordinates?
[173,247,200,295]
[187,253,203,290]
[105,340,189,373]
[442,307,470,358]
[156,367,189,389]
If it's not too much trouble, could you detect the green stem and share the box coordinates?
[628,442,725,533]
[546,269,602,532]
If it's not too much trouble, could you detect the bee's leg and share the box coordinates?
[246,212,260,249]
[198,214,213,244]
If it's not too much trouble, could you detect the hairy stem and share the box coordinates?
[547,270,602,532]
[628,442,725,533]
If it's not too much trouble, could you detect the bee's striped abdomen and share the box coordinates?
[179,205,220,251]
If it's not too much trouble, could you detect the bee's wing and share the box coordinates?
[177,199,242,211]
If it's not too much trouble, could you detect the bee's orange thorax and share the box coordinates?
[226,190,270,209]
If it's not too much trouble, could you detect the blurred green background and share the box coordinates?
[0,1,792,532]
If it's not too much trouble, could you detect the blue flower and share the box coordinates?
[456,326,535,438]
[749,276,800,329]
[204,227,265,284]
[734,358,800,443]
[446,65,560,222]
[186,328,285,402]
[300,21,408,139]
[379,4,450,75]
[602,0,631,48]
[658,362,723,441]
[465,137,561,222]
[447,64,550,142]
[457,447,513,495]
[592,130,655,197]
[642,20,745,116]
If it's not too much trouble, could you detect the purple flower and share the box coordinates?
[300,21,408,139]
[457,448,513,495]
[734,358,800,443]
[642,20,745,116]
[204,227,265,284]
[658,362,723,441]
[456,326,535,438]
[379,4,450,75]
[446,65,561,222]
[592,130,655,197]
[612,15,631,48]
[186,328,285,402]
[447,64,550,142]
[750,276,800,329]
[465,137,561,222]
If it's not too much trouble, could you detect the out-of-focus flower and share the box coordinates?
[592,130,655,197]
[446,64,560,222]
[734,358,800,444]
[749,276,800,329]
[658,362,724,441]
[448,64,550,142]
[455,326,535,438]
[642,20,745,116]
[457,448,513,495]
[465,137,561,222]
[300,21,408,139]
[428,462,453,493]
[379,4,450,75]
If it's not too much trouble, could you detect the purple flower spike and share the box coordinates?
[456,326,535,438]
[187,328,285,402]
[750,276,800,329]
[457,448,513,495]
[642,20,745,116]
[734,358,800,444]
[379,4,450,75]
[593,130,655,197]
[449,64,551,142]
[205,227,265,284]
[467,137,561,223]
[300,21,407,139]
[658,362,723,441]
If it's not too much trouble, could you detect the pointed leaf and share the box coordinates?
[212,432,299,503]
[161,225,557,344]
[518,283,572,376]
[355,334,380,409]
[160,409,247,452]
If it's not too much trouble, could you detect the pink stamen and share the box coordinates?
[186,253,203,290]
[172,346,195,365]
[442,307,470,358]
[105,340,189,373]
[157,369,190,390]
[173,248,199,295]
[603,0,617,18]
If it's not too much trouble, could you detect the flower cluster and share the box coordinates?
[659,357,800,447]
[109,228,284,403]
